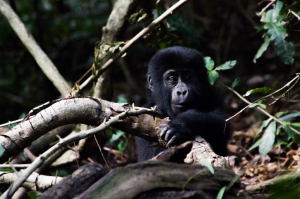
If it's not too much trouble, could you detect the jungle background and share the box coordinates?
[0,0,300,198]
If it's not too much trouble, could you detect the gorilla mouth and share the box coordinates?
[173,103,189,109]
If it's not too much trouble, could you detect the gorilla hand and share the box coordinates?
[160,122,190,147]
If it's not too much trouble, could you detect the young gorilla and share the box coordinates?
[135,46,230,161]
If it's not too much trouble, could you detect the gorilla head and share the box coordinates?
[136,46,230,161]
[147,46,213,118]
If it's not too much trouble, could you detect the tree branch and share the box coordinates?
[0,98,165,163]
[0,106,161,198]
[0,0,70,97]
[76,0,190,94]
[0,171,63,191]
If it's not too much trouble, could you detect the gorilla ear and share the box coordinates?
[147,75,154,91]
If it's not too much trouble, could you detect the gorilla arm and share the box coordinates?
[160,109,230,156]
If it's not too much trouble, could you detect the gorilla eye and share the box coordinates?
[185,75,191,80]
[168,76,176,82]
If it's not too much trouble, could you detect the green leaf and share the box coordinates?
[283,126,295,140]
[216,186,227,199]
[279,112,300,121]
[208,70,219,85]
[292,123,300,128]
[262,1,283,23]
[249,100,266,109]
[204,57,215,71]
[258,103,267,109]
[182,169,207,189]
[276,125,284,135]
[249,138,262,151]
[265,23,286,42]
[231,77,240,88]
[259,121,276,155]
[275,111,289,118]
[110,130,124,142]
[203,161,214,175]
[253,36,270,63]
[257,118,272,135]
[275,37,294,65]
[118,96,128,103]
[283,125,300,145]
[28,191,42,199]
[117,140,127,153]
[243,87,275,97]
[215,60,236,70]
[0,146,5,157]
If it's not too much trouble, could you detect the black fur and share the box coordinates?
[135,46,230,161]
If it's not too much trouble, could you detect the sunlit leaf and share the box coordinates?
[275,111,289,118]
[243,87,275,97]
[118,96,128,103]
[0,146,5,157]
[110,130,124,142]
[259,121,276,155]
[204,57,215,71]
[279,112,300,121]
[215,60,236,70]
[257,118,272,135]
[203,161,214,175]
[262,1,283,23]
[231,77,240,88]
[253,36,270,63]
[249,101,266,109]
[216,186,226,199]
[208,70,219,85]
[249,138,262,151]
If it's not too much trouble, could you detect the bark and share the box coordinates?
[0,171,63,191]
[0,98,166,163]
[40,163,109,199]
[0,97,229,169]
[93,0,139,100]
[74,161,240,199]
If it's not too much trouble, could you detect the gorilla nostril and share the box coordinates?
[183,90,187,95]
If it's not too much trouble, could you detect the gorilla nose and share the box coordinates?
[177,89,187,96]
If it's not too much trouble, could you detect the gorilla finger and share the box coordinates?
[167,135,178,147]
[160,127,169,139]
[165,129,175,142]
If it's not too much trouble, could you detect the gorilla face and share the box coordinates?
[162,68,197,115]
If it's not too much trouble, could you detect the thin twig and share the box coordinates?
[0,164,31,168]
[0,107,158,199]
[76,0,190,94]
[224,74,300,121]
[288,9,300,21]
[220,82,300,136]
[257,0,275,16]
[94,135,111,170]
[0,118,27,128]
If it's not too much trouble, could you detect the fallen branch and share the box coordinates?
[39,163,109,199]
[0,105,161,199]
[74,162,239,199]
[246,171,300,193]
[0,171,63,191]
[0,98,165,163]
